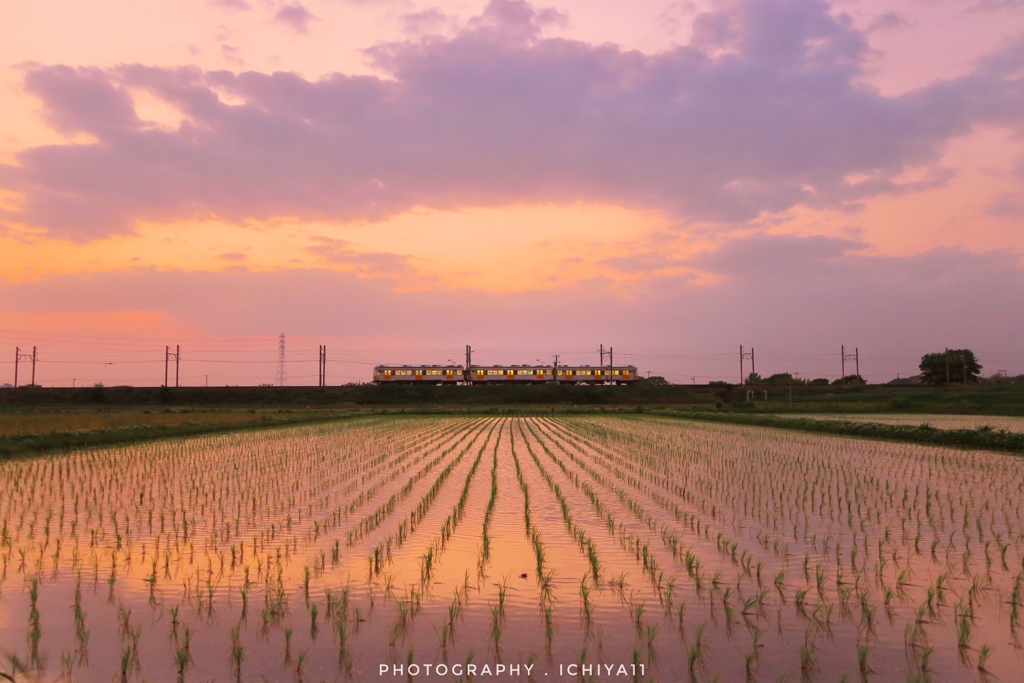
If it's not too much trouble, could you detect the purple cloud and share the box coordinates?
[686,233,868,278]
[399,8,459,38]
[986,193,1024,218]
[3,0,1024,240]
[865,11,907,34]
[274,3,316,34]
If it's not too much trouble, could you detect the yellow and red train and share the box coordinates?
[372,363,637,384]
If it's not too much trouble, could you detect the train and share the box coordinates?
[372,363,638,384]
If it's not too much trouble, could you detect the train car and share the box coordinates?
[373,364,463,384]
[468,365,552,383]
[372,362,639,384]
[556,365,638,383]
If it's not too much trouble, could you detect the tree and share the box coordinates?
[831,374,865,385]
[919,349,982,385]
[766,372,805,385]
[635,375,670,386]
[744,372,763,385]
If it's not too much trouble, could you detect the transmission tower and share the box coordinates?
[277,333,288,386]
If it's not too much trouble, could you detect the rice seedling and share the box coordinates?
[978,644,993,673]
[294,649,309,682]
[858,641,873,675]
[579,576,593,626]
[799,630,818,675]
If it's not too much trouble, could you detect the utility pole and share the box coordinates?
[165,345,180,387]
[318,345,327,387]
[553,354,560,381]
[276,333,287,387]
[600,344,605,368]
[945,347,950,385]
[740,346,755,384]
[609,347,614,383]
[14,346,36,388]
[465,345,472,384]
[841,346,859,384]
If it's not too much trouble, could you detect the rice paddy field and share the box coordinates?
[1,415,1023,682]
[803,414,1024,434]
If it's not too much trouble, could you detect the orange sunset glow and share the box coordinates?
[2,0,1023,386]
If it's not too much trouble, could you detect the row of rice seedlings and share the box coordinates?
[517,421,603,584]
[0,417,484,680]
[516,419,676,662]
[542,417,738,579]
[478,424,502,575]
[561,415,1024,676]
[348,419,487,547]
[362,420,492,577]
[0,417,467,609]
[507,423,560,657]
[526,419,688,606]
[2,413,448,557]
[419,421,501,585]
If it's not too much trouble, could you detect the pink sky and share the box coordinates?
[2,0,1023,386]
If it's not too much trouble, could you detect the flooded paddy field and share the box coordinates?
[803,414,1024,434]
[1,415,1022,682]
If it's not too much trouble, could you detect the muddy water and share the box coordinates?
[1,415,1022,682]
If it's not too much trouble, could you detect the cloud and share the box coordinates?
[968,0,1024,12]
[221,44,245,66]
[4,0,1024,240]
[399,8,460,38]
[986,192,1024,218]
[273,3,316,34]
[687,233,868,278]
[2,236,1021,380]
[865,11,908,34]
[305,237,418,277]
[599,251,691,275]
[210,0,252,10]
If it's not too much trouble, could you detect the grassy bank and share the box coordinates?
[3,381,1024,414]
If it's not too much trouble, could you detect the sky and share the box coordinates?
[1,0,1023,386]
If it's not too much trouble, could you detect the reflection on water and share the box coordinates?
[1,414,1022,682]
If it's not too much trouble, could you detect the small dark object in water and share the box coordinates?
[519,573,528,579]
